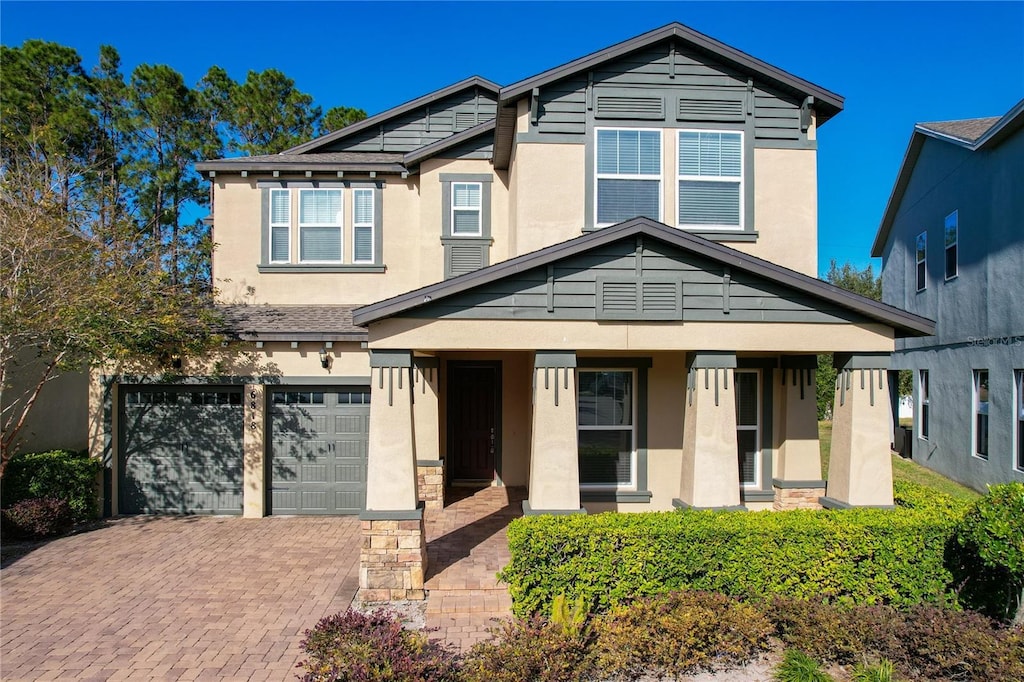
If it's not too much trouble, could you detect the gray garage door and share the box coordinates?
[119,385,244,515]
[269,387,369,515]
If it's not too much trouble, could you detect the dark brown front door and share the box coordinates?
[448,362,500,481]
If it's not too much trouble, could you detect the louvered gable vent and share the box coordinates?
[597,276,681,320]
[677,97,745,122]
[446,243,486,277]
[596,95,664,120]
[454,111,477,131]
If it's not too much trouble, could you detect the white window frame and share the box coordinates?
[450,182,483,237]
[298,188,344,264]
[973,369,990,461]
[918,369,930,441]
[1015,370,1023,473]
[944,210,958,281]
[677,129,745,232]
[268,189,291,263]
[735,368,761,488]
[352,188,375,264]
[916,231,927,292]
[594,127,663,228]
[577,367,638,491]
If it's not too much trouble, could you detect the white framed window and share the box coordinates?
[973,370,989,460]
[352,188,374,263]
[916,231,927,291]
[451,182,482,236]
[577,369,636,490]
[678,130,743,230]
[595,128,662,226]
[1015,370,1023,473]
[944,210,958,280]
[298,189,343,263]
[269,189,291,263]
[734,369,760,487]
[919,370,930,440]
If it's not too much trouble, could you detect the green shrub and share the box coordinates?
[592,591,771,680]
[500,504,962,617]
[1,497,74,538]
[892,480,970,515]
[298,609,460,682]
[1,449,101,522]
[957,482,1024,624]
[461,616,593,682]
[773,649,834,682]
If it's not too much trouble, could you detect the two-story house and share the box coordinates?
[873,100,1023,493]
[91,23,933,600]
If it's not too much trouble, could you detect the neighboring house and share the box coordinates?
[873,100,1024,493]
[91,23,933,600]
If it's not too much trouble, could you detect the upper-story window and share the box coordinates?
[269,189,291,263]
[915,231,927,292]
[678,131,743,230]
[352,189,375,264]
[298,189,343,263]
[595,128,662,225]
[451,182,483,236]
[944,210,958,280]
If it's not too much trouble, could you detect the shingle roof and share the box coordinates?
[219,305,366,342]
[196,152,406,173]
[916,117,1001,144]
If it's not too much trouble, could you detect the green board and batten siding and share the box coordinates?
[407,237,871,325]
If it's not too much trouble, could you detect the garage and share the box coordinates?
[119,385,244,515]
[268,387,369,515]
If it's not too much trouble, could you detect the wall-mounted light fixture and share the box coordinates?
[319,347,329,369]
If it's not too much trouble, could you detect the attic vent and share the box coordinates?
[601,281,638,312]
[596,276,682,320]
[595,95,664,120]
[446,243,486,278]
[677,97,745,122]
[641,281,680,313]
[454,112,477,131]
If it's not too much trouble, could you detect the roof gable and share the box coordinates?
[354,218,933,337]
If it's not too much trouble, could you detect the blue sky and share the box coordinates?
[3,1,1022,277]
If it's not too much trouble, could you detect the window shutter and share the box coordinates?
[595,95,664,120]
[300,226,341,262]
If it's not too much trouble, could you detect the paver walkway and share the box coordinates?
[423,486,524,652]
[1,516,360,681]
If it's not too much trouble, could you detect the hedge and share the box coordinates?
[1,449,101,523]
[499,483,966,618]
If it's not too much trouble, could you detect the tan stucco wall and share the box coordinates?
[370,319,894,353]
[510,143,587,256]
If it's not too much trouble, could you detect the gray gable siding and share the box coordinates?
[323,90,498,154]
[406,237,871,324]
[525,41,807,144]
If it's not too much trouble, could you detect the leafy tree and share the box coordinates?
[322,105,367,133]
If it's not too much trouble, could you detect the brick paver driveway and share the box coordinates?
[1,516,360,681]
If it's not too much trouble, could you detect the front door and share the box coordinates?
[448,362,500,481]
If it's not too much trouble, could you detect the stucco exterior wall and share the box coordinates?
[511,143,587,256]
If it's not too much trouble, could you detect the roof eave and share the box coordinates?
[195,161,408,175]
[871,131,925,258]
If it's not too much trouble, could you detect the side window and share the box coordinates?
[451,182,483,236]
[299,189,343,263]
[595,128,662,226]
[577,369,636,490]
[269,189,291,263]
[944,210,958,280]
[678,130,743,230]
[1015,370,1023,473]
[734,370,760,487]
[916,231,927,292]
[352,189,375,264]
[919,370,930,440]
[973,370,989,460]
[440,174,493,279]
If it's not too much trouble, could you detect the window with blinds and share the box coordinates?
[451,182,482,235]
[299,189,343,262]
[596,128,661,225]
[578,369,636,489]
[678,131,742,229]
[734,369,760,486]
[353,189,374,263]
[269,189,291,262]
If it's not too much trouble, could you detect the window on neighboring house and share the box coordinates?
[451,182,482,236]
[578,369,636,489]
[974,370,989,460]
[269,189,291,262]
[595,128,661,225]
[916,232,927,291]
[945,210,958,280]
[352,189,374,263]
[1015,370,1023,473]
[298,189,343,263]
[734,369,760,487]
[678,130,743,230]
[919,370,930,440]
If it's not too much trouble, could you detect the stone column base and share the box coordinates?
[359,512,427,602]
[772,480,827,510]
[417,460,445,511]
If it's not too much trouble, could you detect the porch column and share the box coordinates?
[675,352,742,510]
[412,357,444,510]
[822,353,894,508]
[360,349,426,602]
[525,351,584,515]
[242,384,266,518]
[773,356,825,510]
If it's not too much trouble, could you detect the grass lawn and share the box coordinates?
[818,420,980,500]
